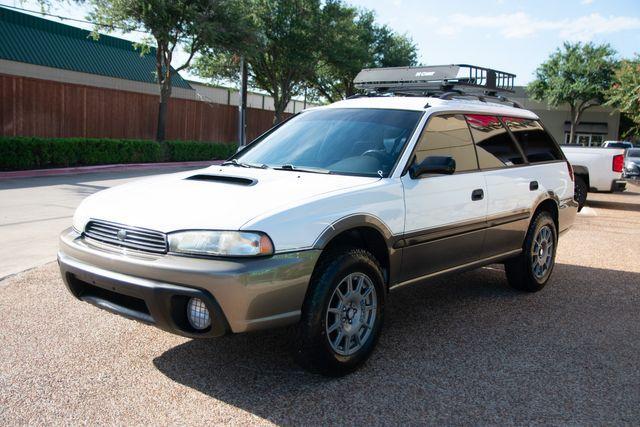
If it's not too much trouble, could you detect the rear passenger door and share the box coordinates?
[501,116,566,200]
[465,114,532,257]
[399,114,487,281]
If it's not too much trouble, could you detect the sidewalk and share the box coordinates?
[0,160,222,180]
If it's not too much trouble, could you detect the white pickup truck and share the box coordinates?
[561,145,627,210]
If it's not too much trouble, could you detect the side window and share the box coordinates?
[466,114,525,168]
[414,114,479,172]
[502,117,562,163]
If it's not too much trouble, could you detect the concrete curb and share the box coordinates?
[0,160,222,180]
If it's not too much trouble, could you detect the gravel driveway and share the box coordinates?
[1,185,639,425]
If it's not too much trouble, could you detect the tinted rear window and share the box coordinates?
[502,117,563,163]
[465,115,525,168]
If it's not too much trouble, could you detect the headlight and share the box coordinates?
[168,231,274,257]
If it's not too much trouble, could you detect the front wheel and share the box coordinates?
[505,211,558,292]
[294,248,385,376]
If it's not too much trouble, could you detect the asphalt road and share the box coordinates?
[0,167,203,279]
[0,182,639,424]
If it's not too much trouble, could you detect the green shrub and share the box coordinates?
[166,140,237,162]
[0,137,236,171]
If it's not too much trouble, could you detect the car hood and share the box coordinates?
[73,165,379,233]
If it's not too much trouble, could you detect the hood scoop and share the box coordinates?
[185,174,257,186]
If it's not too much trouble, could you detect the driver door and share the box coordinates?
[399,114,487,282]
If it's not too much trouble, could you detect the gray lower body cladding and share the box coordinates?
[58,228,321,336]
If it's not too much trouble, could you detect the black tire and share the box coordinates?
[294,247,385,376]
[574,175,588,212]
[505,211,557,292]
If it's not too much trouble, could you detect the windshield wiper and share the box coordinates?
[221,159,269,169]
[276,164,331,174]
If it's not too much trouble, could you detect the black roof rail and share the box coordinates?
[438,91,522,108]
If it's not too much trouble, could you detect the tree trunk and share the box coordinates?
[344,80,355,99]
[569,105,577,145]
[273,94,289,124]
[569,121,576,145]
[156,84,170,143]
[155,42,173,143]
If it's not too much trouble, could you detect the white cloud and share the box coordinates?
[581,0,595,4]
[435,12,640,41]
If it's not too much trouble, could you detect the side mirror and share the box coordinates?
[409,156,456,179]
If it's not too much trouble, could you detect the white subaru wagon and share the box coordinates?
[59,66,578,376]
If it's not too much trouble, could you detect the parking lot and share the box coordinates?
[0,167,202,279]
[1,175,639,425]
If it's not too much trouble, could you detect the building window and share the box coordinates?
[564,133,605,146]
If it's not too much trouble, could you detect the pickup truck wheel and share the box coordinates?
[294,248,385,376]
[505,211,557,292]
[574,176,587,212]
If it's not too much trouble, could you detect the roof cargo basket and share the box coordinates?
[353,64,516,95]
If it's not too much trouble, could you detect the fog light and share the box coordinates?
[187,297,211,330]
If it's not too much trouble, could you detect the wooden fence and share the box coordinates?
[0,73,284,142]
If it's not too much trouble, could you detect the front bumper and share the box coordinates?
[58,228,320,336]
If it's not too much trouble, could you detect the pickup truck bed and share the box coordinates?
[561,145,626,210]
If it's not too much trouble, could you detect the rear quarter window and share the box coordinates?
[502,117,563,163]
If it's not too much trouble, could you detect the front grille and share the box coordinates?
[84,220,167,253]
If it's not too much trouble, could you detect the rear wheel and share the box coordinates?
[294,248,385,376]
[505,211,557,292]
[574,175,587,212]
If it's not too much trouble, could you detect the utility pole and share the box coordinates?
[303,86,307,109]
[237,56,248,146]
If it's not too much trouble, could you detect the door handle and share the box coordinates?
[471,189,484,201]
[530,181,539,191]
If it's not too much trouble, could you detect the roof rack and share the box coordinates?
[354,64,515,94]
[352,64,519,107]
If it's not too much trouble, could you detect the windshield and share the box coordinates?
[628,148,640,158]
[234,108,422,177]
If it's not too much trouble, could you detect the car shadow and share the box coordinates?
[152,263,640,424]
[586,198,640,212]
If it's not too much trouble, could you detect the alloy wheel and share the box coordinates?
[531,225,554,279]
[325,272,378,356]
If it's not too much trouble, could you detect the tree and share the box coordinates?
[195,0,321,124]
[528,42,617,144]
[85,0,255,141]
[310,3,417,102]
[606,55,640,139]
